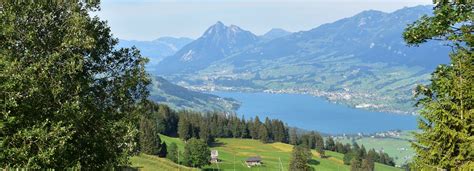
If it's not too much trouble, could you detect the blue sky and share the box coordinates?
[95,0,432,41]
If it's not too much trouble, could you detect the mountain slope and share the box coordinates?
[118,37,193,66]
[133,135,402,171]
[158,5,449,113]
[260,28,292,41]
[149,76,240,113]
[156,21,259,74]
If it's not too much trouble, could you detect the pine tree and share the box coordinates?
[258,124,270,143]
[139,116,162,155]
[178,117,192,141]
[289,145,312,171]
[350,158,361,171]
[403,0,473,169]
[290,128,298,145]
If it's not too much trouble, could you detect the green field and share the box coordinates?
[131,135,403,171]
[337,131,416,167]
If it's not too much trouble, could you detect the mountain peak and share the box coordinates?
[261,28,292,41]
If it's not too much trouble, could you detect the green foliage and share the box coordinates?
[403,0,474,169]
[182,138,210,168]
[289,145,312,171]
[139,116,161,155]
[290,128,298,145]
[167,142,179,163]
[0,1,149,169]
[157,135,401,171]
[326,137,336,151]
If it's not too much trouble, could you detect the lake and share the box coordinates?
[211,91,418,134]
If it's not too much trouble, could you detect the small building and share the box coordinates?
[210,150,219,163]
[245,156,262,167]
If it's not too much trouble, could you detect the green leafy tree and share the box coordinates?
[0,1,149,169]
[325,137,336,151]
[289,145,312,171]
[403,0,473,169]
[167,142,179,163]
[182,138,210,168]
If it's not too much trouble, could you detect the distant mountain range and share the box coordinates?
[149,76,240,113]
[157,21,260,74]
[153,5,449,113]
[260,28,292,41]
[117,37,193,71]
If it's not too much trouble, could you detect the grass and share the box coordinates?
[337,134,415,166]
[131,154,198,171]
[131,134,403,171]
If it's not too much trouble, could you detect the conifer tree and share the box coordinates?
[289,145,312,171]
[403,0,473,169]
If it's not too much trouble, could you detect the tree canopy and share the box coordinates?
[0,1,149,169]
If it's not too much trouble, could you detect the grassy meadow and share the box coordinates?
[130,135,403,171]
[337,131,416,166]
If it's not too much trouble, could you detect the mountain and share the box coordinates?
[118,37,193,67]
[156,21,260,74]
[260,28,292,41]
[156,5,450,113]
[149,76,240,113]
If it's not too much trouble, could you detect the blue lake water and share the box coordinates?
[211,92,418,134]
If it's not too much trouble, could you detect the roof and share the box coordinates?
[211,150,218,156]
[246,156,261,162]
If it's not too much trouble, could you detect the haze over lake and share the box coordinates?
[212,92,418,134]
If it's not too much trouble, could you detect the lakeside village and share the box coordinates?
[179,82,415,114]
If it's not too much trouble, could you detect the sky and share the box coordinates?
[95,0,432,41]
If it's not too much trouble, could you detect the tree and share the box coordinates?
[289,145,312,171]
[314,132,325,157]
[325,137,336,151]
[182,138,210,168]
[350,158,362,171]
[178,117,192,141]
[199,120,214,145]
[258,124,270,143]
[403,0,473,169]
[139,116,162,155]
[158,142,167,158]
[366,149,377,171]
[344,152,355,165]
[167,142,179,163]
[0,1,150,169]
[361,159,371,171]
[290,128,298,145]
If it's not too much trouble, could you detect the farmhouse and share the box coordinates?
[210,150,219,163]
[245,156,262,167]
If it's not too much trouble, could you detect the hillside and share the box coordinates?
[149,76,240,113]
[156,5,450,113]
[117,37,193,70]
[157,21,260,74]
[131,135,403,171]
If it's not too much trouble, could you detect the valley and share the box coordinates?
[155,5,449,114]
